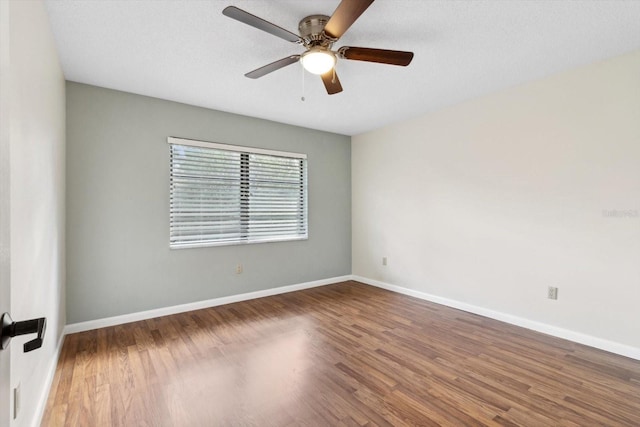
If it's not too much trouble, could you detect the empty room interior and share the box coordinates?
[2,0,640,425]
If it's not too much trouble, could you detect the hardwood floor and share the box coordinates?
[42,281,640,426]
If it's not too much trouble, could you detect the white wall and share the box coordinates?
[7,1,66,425]
[353,50,640,352]
[0,1,12,425]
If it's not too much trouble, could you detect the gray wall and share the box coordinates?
[66,82,351,323]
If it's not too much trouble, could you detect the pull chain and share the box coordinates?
[332,66,336,84]
[301,65,306,102]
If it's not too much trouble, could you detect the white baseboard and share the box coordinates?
[352,275,640,361]
[64,273,640,360]
[65,275,353,334]
[33,330,65,427]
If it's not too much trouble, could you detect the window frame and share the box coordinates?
[167,137,308,249]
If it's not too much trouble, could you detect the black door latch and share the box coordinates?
[0,313,47,352]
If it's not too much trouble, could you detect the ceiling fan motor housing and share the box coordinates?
[298,15,333,48]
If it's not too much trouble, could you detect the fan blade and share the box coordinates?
[320,70,343,95]
[339,47,414,66]
[245,55,300,79]
[223,6,302,44]
[323,0,375,40]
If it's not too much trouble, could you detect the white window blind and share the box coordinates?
[168,137,308,248]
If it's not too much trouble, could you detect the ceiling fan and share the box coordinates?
[222,0,414,95]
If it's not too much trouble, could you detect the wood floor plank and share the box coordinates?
[41,281,640,426]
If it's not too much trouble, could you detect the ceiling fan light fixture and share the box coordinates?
[301,48,336,75]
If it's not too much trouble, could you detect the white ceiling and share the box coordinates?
[44,0,640,136]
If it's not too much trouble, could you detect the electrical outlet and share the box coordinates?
[548,286,558,300]
[236,264,243,274]
[382,257,387,266]
[14,383,20,419]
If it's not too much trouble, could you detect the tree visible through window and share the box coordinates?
[168,137,308,248]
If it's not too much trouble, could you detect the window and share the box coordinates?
[167,137,308,248]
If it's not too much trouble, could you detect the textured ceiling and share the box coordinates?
[44,0,640,136]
